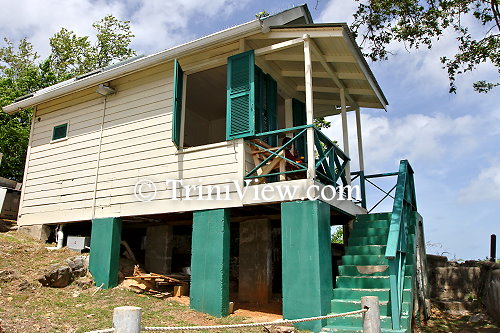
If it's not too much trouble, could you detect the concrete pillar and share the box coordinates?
[238,219,272,304]
[281,200,333,332]
[113,306,142,333]
[18,224,51,242]
[89,217,122,289]
[145,225,173,275]
[190,208,230,317]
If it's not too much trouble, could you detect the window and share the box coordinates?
[52,123,68,141]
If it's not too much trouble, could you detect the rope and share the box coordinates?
[85,308,368,333]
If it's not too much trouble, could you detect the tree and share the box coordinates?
[331,226,344,244]
[0,16,135,181]
[349,0,499,93]
[49,15,136,79]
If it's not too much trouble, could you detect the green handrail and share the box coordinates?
[385,160,417,330]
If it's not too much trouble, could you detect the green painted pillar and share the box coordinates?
[190,209,230,317]
[89,217,122,289]
[281,200,333,332]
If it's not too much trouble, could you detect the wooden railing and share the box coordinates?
[244,125,350,187]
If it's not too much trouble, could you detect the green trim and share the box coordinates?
[52,123,68,141]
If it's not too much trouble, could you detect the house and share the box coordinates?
[3,5,428,332]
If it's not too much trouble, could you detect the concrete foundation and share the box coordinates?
[238,218,272,304]
[281,200,333,333]
[18,224,51,242]
[145,225,173,275]
[89,217,122,289]
[190,209,230,317]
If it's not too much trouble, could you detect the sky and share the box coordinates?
[0,0,498,260]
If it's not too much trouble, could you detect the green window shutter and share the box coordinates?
[172,59,183,147]
[52,123,68,141]
[292,98,307,161]
[226,50,255,140]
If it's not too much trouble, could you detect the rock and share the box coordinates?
[18,279,33,291]
[38,264,73,288]
[0,270,16,282]
[469,313,487,323]
[74,277,93,290]
[66,256,88,278]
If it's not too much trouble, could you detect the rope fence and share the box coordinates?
[86,296,381,333]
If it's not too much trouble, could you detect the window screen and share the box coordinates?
[52,123,68,141]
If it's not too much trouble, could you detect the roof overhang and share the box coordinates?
[3,5,313,114]
[247,24,388,114]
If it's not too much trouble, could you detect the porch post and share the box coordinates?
[340,89,351,184]
[355,107,367,208]
[284,98,293,137]
[303,35,316,180]
[190,208,230,317]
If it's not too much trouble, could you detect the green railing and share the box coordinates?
[384,160,417,330]
[244,125,349,187]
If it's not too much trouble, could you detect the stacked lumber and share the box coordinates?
[121,265,190,298]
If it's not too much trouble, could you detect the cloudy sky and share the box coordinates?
[1,0,498,260]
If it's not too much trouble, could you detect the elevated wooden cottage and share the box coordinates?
[4,5,428,332]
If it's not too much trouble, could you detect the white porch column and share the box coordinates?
[284,98,293,137]
[355,107,365,172]
[340,89,351,184]
[303,34,316,180]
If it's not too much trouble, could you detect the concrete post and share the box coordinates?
[145,225,173,275]
[113,306,141,333]
[361,296,381,333]
[190,208,230,317]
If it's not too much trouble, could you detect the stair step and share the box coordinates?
[354,218,391,229]
[342,255,388,265]
[330,299,411,316]
[356,213,391,222]
[321,325,407,333]
[350,227,389,237]
[327,313,410,330]
[345,245,386,255]
[348,235,387,246]
[339,264,414,277]
[332,288,412,302]
[336,276,412,289]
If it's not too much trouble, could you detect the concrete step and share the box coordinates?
[345,245,386,256]
[330,299,411,316]
[350,227,389,237]
[354,219,391,229]
[348,235,388,246]
[338,265,390,276]
[335,276,412,289]
[326,313,410,330]
[332,288,413,302]
[342,255,415,266]
[356,213,391,223]
[321,325,406,333]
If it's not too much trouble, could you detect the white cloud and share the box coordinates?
[458,161,500,203]
[317,0,358,24]
[0,0,251,58]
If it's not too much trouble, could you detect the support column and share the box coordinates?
[89,217,122,289]
[238,219,272,304]
[281,200,333,332]
[190,208,230,317]
[303,35,316,180]
[340,89,351,184]
[145,225,173,275]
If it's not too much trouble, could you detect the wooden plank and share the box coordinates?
[282,70,365,80]
[254,37,304,56]
[264,53,356,63]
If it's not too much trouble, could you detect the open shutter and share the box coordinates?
[226,50,255,140]
[172,59,183,147]
[292,98,307,161]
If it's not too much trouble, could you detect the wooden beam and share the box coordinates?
[282,70,365,80]
[297,85,375,96]
[308,39,358,108]
[303,35,316,180]
[254,37,304,56]
[249,29,344,39]
[264,53,356,63]
[355,107,365,172]
[340,89,351,185]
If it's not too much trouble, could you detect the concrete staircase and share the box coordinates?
[321,213,416,333]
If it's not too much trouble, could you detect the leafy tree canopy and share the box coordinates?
[349,0,499,93]
[0,15,135,181]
